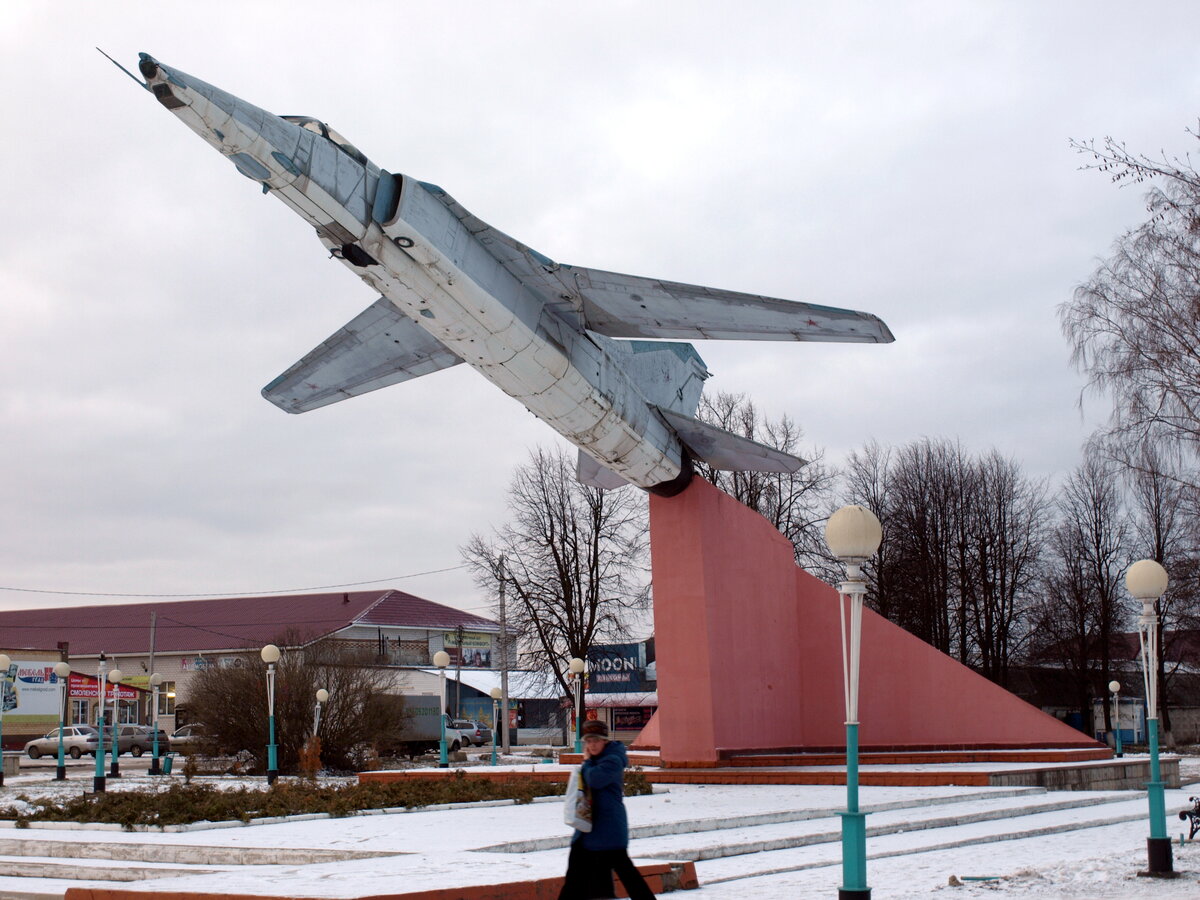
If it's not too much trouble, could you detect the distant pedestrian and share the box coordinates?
[558,719,656,899]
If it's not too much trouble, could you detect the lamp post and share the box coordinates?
[1127,559,1175,877]
[1108,680,1123,759]
[313,688,329,736]
[107,668,123,778]
[0,653,11,788]
[93,653,108,793]
[149,673,164,775]
[825,504,883,900]
[261,644,281,785]
[490,687,502,766]
[434,650,450,768]
[54,662,71,781]
[569,657,585,754]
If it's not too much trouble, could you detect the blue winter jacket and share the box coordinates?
[573,740,630,850]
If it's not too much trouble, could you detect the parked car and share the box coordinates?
[121,724,170,757]
[450,719,490,747]
[24,725,100,759]
[96,724,171,756]
[170,723,207,752]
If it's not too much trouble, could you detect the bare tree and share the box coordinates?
[965,452,1050,687]
[842,440,898,620]
[842,439,1048,684]
[461,446,650,699]
[1062,127,1200,488]
[1126,442,1200,744]
[693,391,837,577]
[186,639,406,774]
[1038,454,1130,734]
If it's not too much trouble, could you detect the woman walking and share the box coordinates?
[559,719,656,899]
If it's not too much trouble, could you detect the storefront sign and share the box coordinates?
[68,673,139,700]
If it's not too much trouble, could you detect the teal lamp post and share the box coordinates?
[53,662,71,780]
[93,654,108,792]
[313,688,329,735]
[825,504,883,900]
[434,650,450,767]
[569,657,585,753]
[106,668,123,778]
[148,673,164,775]
[0,653,11,788]
[1127,559,1176,878]
[261,644,281,784]
[490,687,502,765]
[1108,680,1123,759]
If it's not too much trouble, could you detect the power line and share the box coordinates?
[0,565,469,599]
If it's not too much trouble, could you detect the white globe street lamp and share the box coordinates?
[490,687,502,766]
[53,662,71,781]
[313,688,329,735]
[1126,559,1175,877]
[93,653,109,792]
[1107,680,1123,759]
[0,653,10,788]
[434,650,451,767]
[569,657,586,754]
[148,673,164,774]
[107,668,124,778]
[261,644,281,784]
[825,504,883,900]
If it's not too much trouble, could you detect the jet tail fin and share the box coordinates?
[576,451,632,490]
[657,407,806,474]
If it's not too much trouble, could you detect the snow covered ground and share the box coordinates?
[0,751,1196,898]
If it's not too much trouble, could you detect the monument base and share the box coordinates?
[647,479,1101,765]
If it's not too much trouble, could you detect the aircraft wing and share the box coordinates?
[566,266,894,343]
[423,181,893,343]
[262,297,462,413]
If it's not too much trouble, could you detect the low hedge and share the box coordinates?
[0,769,653,830]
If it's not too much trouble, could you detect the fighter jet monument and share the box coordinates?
[125,53,893,495]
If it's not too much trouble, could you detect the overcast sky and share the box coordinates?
[2,2,1197,620]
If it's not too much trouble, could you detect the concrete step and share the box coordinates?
[692,795,1152,885]
[0,841,391,866]
[0,857,225,883]
[627,790,1142,862]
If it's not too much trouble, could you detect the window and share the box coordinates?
[71,699,89,725]
[157,681,176,716]
[116,699,137,724]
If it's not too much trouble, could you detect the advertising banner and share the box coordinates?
[443,631,492,649]
[444,646,493,668]
[1,660,68,719]
[587,643,644,693]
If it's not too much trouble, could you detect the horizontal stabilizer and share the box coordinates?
[262,297,462,413]
[576,450,632,490]
[658,407,806,473]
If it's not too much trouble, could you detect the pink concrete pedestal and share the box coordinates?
[645,478,1099,766]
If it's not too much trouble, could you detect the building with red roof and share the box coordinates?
[0,589,500,743]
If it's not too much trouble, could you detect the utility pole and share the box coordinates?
[499,554,510,754]
[454,624,464,718]
[148,612,156,725]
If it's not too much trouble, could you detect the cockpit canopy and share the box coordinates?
[281,116,367,166]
